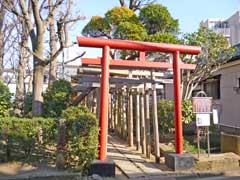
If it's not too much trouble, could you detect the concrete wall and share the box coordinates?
[221,132,240,155]
[165,83,174,100]
[227,11,240,46]
[216,61,240,129]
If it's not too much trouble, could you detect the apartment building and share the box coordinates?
[200,11,240,46]
[200,11,240,133]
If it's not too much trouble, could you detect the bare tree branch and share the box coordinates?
[119,0,156,11]
[44,0,64,25]
[119,0,126,7]
[64,51,86,64]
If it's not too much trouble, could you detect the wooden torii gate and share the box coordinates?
[77,36,201,160]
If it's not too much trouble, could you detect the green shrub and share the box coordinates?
[157,100,194,136]
[69,113,99,171]
[43,79,72,118]
[0,117,57,160]
[181,100,194,124]
[61,105,90,121]
[61,105,99,172]
[0,81,13,117]
[157,100,174,136]
[61,105,90,141]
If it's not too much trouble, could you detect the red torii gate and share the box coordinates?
[77,37,201,160]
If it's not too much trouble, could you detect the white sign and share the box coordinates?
[213,109,219,124]
[196,113,210,126]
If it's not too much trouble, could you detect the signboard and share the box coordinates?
[193,92,212,158]
[196,113,210,126]
[192,97,212,113]
[212,108,219,124]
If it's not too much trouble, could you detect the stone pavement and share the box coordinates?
[107,133,240,180]
[107,134,174,180]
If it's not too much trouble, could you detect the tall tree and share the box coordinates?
[182,27,235,99]
[83,4,179,43]
[4,0,82,116]
[0,2,17,84]
[0,3,5,81]
[83,4,179,59]
[48,0,58,85]
[139,4,179,35]
[82,6,139,39]
[83,6,143,58]
[14,21,29,116]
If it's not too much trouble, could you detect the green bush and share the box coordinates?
[157,100,194,136]
[61,105,90,141]
[181,100,195,124]
[0,117,57,160]
[0,81,13,117]
[61,105,90,121]
[61,105,99,172]
[43,79,72,118]
[157,100,174,136]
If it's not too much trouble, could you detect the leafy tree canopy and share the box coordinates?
[82,16,111,38]
[184,27,232,64]
[105,6,138,26]
[145,32,182,44]
[82,4,179,45]
[139,4,179,34]
[114,21,147,40]
[182,27,235,99]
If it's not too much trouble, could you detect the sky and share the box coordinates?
[77,0,240,34]
[68,0,240,59]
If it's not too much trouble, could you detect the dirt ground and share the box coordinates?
[0,161,128,180]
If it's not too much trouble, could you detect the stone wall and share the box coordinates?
[221,132,240,155]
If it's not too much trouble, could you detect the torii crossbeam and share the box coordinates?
[77,36,201,160]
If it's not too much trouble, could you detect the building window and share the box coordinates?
[203,75,221,99]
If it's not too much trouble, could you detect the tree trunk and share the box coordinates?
[15,21,28,116]
[30,0,45,117]
[32,61,44,116]
[48,0,57,85]
[0,5,5,81]
[0,33,3,81]
[14,34,27,116]
[27,72,33,93]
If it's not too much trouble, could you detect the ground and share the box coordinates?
[0,133,240,180]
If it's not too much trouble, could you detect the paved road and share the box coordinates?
[189,176,240,180]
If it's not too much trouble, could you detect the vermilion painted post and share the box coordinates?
[173,51,183,154]
[99,46,110,160]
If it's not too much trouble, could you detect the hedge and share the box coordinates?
[61,106,99,172]
[0,117,57,161]
[0,81,12,117]
[157,100,194,137]
[0,105,99,173]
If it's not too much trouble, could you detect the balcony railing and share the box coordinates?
[214,28,230,36]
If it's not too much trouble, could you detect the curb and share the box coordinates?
[0,172,83,180]
[161,172,224,180]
